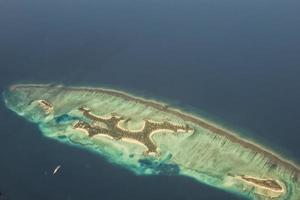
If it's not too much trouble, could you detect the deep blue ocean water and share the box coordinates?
[0,0,300,199]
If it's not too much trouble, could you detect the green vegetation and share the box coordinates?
[3,84,300,200]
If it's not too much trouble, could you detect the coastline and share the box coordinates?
[10,83,300,178]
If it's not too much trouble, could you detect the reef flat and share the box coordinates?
[3,84,300,200]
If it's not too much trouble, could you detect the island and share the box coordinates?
[3,84,300,200]
[74,106,193,154]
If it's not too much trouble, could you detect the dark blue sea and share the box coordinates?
[0,0,300,199]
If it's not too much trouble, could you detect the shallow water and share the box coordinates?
[0,0,300,199]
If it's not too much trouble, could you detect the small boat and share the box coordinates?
[52,165,61,175]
